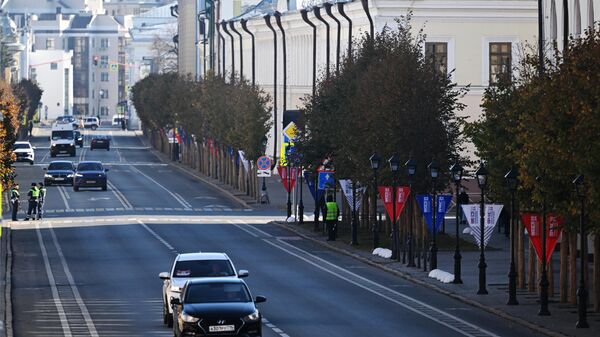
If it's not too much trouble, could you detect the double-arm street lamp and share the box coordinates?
[450,162,463,283]
[573,175,589,328]
[389,155,400,261]
[476,163,489,294]
[405,158,416,267]
[428,159,439,270]
[370,153,381,249]
[505,168,519,305]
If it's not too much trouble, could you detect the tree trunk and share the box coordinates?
[518,218,526,289]
[593,234,599,312]
[559,229,569,302]
[528,240,536,292]
[569,231,578,304]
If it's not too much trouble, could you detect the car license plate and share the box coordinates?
[59,150,67,153]
[209,325,235,332]
[87,180,96,184]
[55,178,64,181]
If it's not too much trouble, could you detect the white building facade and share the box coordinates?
[29,49,74,120]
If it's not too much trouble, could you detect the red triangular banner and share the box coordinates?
[521,213,562,263]
[277,166,299,193]
[378,186,411,222]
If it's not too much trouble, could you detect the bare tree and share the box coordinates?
[150,26,178,74]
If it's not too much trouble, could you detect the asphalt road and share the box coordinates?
[5,128,545,337]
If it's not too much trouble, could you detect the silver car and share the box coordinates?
[159,252,248,328]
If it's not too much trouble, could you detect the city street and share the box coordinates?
[2,128,544,337]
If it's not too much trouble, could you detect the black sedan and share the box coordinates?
[74,130,84,148]
[44,161,75,186]
[90,135,110,151]
[171,278,266,337]
[73,161,109,191]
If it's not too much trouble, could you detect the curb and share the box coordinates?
[273,221,569,337]
[137,134,252,209]
[2,222,12,337]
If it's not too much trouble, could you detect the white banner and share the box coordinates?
[461,204,504,248]
[339,179,366,211]
[238,150,249,173]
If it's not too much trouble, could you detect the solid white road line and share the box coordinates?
[128,165,192,209]
[56,186,72,211]
[107,181,133,210]
[35,223,72,337]
[49,226,99,337]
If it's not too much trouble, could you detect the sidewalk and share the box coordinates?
[140,132,597,337]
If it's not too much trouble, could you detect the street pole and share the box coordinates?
[299,167,304,224]
[351,181,358,245]
[287,165,292,219]
[537,176,550,315]
[392,177,398,260]
[506,169,519,304]
[451,162,463,283]
[574,175,589,328]
[407,171,415,267]
[430,182,438,270]
[476,163,488,295]
[372,169,379,249]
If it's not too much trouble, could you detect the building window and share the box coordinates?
[30,68,37,82]
[100,38,109,49]
[100,55,109,68]
[100,90,108,99]
[489,43,512,84]
[46,38,55,49]
[425,42,448,76]
[50,62,58,70]
[100,106,109,116]
[101,72,109,82]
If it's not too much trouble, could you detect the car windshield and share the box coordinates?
[173,260,235,278]
[52,131,74,140]
[13,143,31,150]
[77,163,103,171]
[185,283,251,304]
[48,162,73,171]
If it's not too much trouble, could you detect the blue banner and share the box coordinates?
[318,170,335,190]
[416,194,453,233]
[304,171,323,201]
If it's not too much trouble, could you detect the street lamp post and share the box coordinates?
[405,158,416,267]
[505,168,519,305]
[476,163,489,295]
[370,153,381,249]
[450,162,463,283]
[536,175,550,315]
[428,159,439,270]
[389,155,400,261]
[299,165,304,224]
[573,175,589,328]
[97,89,104,119]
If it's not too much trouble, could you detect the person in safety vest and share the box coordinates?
[10,183,20,221]
[324,195,339,241]
[24,183,39,221]
[37,182,47,220]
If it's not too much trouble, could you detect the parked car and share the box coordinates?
[13,141,35,165]
[44,161,75,186]
[171,278,265,337]
[55,115,79,129]
[83,117,99,130]
[74,130,84,148]
[73,161,108,191]
[90,135,110,150]
[159,252,248,328]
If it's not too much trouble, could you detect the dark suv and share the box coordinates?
[73,161,109,191]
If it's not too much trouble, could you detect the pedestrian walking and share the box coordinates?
[24,182,39,221]
[28,120,33,137]
[325,195,339,241]
[458,187,470,224]
[10,183,20,221]
[37,182,46,220]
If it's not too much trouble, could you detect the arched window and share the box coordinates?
[551,0,558,41]
[575,0,582,35]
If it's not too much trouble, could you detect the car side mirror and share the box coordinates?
[159,272,170,280]
[255,296,266,304]
[237,270,249,278]
[32,146,37,150]
[104,168,109,172]
[170,297,181,305]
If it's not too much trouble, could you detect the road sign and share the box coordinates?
[283,122,298,142]
[277,166,299,193]
[257,156,271,170]
[317,170,334,190]
[521,213,562,263]
[378,186,411,222]
[257,169,271,177]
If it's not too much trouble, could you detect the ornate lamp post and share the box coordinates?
[450,161,463,283]
[389,155,400,261]
[370,153,381,249]
[428,159,439,270]
[505,168,519,304]
[573,175,589,328]
[405,158,416,267]
[536,175,550,315]
[476,163,489,294]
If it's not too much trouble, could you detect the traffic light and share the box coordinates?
[92,55,99,66]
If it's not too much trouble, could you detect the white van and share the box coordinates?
[50,123,76,157]
[112,115,127,127]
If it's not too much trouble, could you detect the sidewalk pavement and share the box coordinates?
[142,133,597,337]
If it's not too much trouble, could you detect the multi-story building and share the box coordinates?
[29,49,74,120]
[104,0,171,16]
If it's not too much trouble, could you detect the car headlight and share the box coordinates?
[44,174,53,178]
[171,285,181,293]
[244,309,260,322]
[75,173,83,177]
[51,144,56,147]
[181,312,200,323]
[67,174,74,178]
